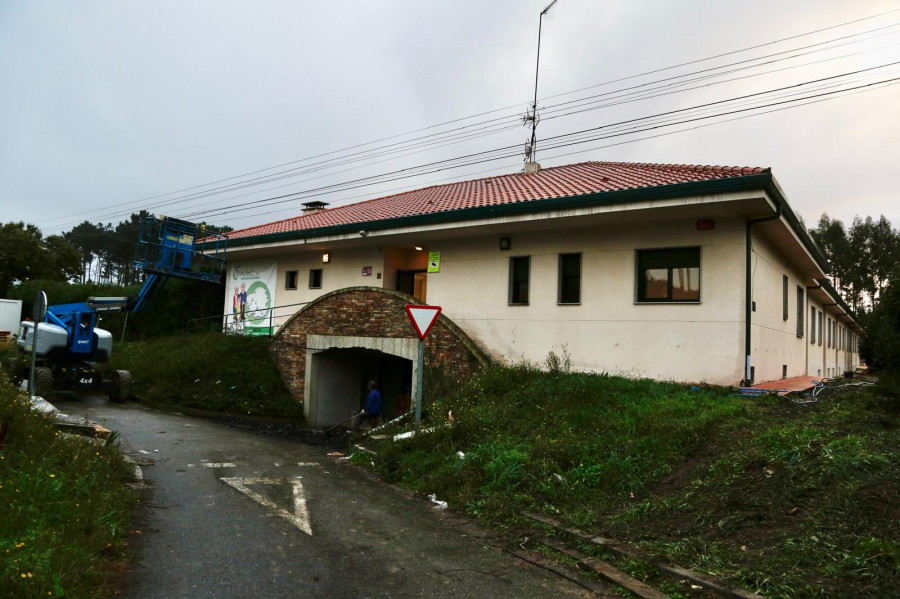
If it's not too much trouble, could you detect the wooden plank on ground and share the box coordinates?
[540,538,671,599]
[56,421,111,439]
[523,511,635,558]
[506,548,605,595]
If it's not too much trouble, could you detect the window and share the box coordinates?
[827,317,832,348]
[285,270,298,290]
[636,247,700,302]
[783,275,789,321]
[309,268,323,289]
[508,256,530,305]
[796,286,804,337]
[818,311,823,346]
[558,253,581,304]
[810,306,816,344]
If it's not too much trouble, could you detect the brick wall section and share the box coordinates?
[269,287,492,405]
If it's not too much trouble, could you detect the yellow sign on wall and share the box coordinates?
[427,251,441,273]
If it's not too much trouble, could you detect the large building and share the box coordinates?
[219,161,861,425]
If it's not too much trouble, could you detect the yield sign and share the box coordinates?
[405,304,442,340]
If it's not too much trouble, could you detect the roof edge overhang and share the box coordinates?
[815,277,863,333]
[214,171,830,275]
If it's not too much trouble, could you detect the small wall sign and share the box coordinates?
[427,251,441,273]
[361,266,373,277]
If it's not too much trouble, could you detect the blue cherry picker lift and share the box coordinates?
[6,216,227,401]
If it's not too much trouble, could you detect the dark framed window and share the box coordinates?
[783,275,789,321]
[636,247,700,302]
[796,286,804,337]
[810,306,816,344]
[558,253,581,304]
[827,317,832,348]
[818,311,823,346]
[285,270,298,290]
[309,269,323,289]
[508,256,530,305]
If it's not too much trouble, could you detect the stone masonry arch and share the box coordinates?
[269,287,491,425]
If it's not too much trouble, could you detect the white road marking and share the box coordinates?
[202,463,236,468]
[220,477,312,535]
[296,462,320,467]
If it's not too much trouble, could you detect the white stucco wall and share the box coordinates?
[424,217,746,384]
[222,204,860,386]
[807,297,827,378]
[746,231,860,383]
[224,246,388,330]
[747,229,811,382]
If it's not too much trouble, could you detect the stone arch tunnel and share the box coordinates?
[269,287,490,426]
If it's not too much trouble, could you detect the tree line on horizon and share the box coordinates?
[0,213,232,296]
[2,211,895,309]
[809,213,898,314]
[0,212,896,370]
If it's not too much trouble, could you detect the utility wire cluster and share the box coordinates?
[26,8,900,243]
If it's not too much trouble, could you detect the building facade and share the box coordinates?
[218,162,860,425]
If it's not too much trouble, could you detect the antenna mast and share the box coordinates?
[524,0,559,171]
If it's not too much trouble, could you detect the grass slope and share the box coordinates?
[374,364,898,599]
[107,333,301,420]
[0,376,139,599]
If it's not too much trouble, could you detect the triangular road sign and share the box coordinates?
[405,305,442,340]
[221,477,312,535]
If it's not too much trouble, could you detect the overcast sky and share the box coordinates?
[1,0,898,238]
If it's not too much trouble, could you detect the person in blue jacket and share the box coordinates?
[354,380,383,429]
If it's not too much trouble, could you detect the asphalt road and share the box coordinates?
[51,396,595,599]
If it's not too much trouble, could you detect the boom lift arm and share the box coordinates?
[10,216,228,400]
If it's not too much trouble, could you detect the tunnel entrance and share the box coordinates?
[269,287,491,427]
[304,335,418,427]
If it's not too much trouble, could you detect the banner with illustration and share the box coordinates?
[227,262,277,336]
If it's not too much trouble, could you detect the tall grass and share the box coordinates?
[107,332,302,419]
[378,362,750,519]
[374,364,899,598]
[0,375,138,598]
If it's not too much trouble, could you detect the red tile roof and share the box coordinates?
[225,161,769,241]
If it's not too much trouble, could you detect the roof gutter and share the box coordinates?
[744,203,783,385]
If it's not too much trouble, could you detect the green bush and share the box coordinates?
[107,333,301,419]
[7,278,224,341]
[861,267,900,374]
[0,374,138,598]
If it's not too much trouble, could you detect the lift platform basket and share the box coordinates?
[134,216,227,283]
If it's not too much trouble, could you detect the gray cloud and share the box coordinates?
[1,0,898,236]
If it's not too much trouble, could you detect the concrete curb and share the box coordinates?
[121,455,144,484]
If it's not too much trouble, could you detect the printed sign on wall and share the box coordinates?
[427,251,441,273]
[229,262,277,336]
[361,266,373,277]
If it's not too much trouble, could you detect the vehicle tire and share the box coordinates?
[108,370,133,403]
[3,357,25,384]
[34,367,54,398]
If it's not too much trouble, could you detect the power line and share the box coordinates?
[41,37,899,233]
[182,74,900,222]
[31,9,900,229]
[15,73,896,249]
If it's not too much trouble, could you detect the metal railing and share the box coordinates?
[186,300,311,337]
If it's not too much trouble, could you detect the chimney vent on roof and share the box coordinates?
[301,201,329,214]
[524,162,542,174]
